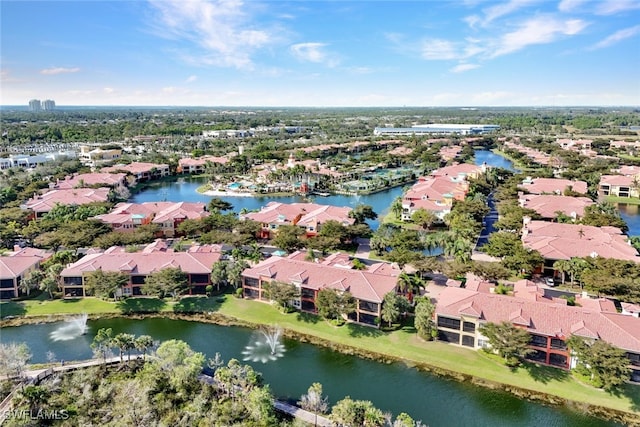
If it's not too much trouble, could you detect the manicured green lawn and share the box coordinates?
[605,195,640,205]
[2,293,639,417]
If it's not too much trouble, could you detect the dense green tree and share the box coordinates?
[315,288,356,322]
[349,204,378,224]
[271,224,305,253]
[152,339,206,394]
[381,292,409,328]
[19,269,44,297]
[479,321,534,367]
[567,336,631,390]
[263,280,300,312]
[411,208,438,230]
[414,299,436,340]
[208,197,234,213]
[84,270,129,299]
[210,261,228,291]
[471,261,511,282]
[142,267,188,298]
[331,396,386,427]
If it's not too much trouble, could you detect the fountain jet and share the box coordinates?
[49,313,89,341]
[241,325,286,363]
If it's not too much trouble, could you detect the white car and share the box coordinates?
[545,277,556,287]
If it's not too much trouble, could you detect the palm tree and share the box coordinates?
[134,335,155,361]
[552,259,571,285]
[397,272,425,300]
[391,197,403,220]
[20,269,44,297]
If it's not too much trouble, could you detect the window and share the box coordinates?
[463,321,476,333]
[301,288,315,299]
[244,277,259,288]
[244,288,260,299]
[359,301,379,313]
[437,316,461,330]
[1,279,15,288]
[190,274,209,284]
[63,277,83,286]
[549,353,567,367]
[461,335,475,347]
[438,330,460,343]
[530,334,547,348]
[131,276,145,285]
[550,338,566,350]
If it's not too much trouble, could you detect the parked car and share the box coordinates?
[545,277,556,287]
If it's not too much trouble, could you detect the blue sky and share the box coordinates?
[1,0,639,107]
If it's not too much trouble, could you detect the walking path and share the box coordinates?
[355,237,371,259]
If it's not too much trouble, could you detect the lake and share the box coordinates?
[0,318,620,427]
[131,150,514,231]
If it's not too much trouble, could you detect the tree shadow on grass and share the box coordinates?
[0,301,26,318]
[173,296,221,314]
[347,322,384,338]
[117,298,167,314]
[521,361,570,384]
[620,382,640,413]
[295,311,320,324]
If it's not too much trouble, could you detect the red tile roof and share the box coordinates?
[520,177,588,195]
[599,175,636,186]
[102,162,169,175]
[94,202,208,225]
[242,254,399,303]
[241,202,354,227]
[436,286,640,352]
[0,248,52,280]
[522,220,640,262]
[24,188,111,213]
[61,243,222,277]
[55,173,127,189]
[518,194,593,219]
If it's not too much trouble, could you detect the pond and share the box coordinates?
[0,318,620,427]
[131,150,516,232]
[474,149,517,171]
[131,177,406,230]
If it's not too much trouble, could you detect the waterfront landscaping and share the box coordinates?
[2,294,639,424]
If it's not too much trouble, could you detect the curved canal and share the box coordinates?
[0,318,620,427]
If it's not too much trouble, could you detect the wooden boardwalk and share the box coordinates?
[199,374,333,425]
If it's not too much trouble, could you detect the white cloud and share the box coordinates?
[466,0,538,28]
[185,75,198,83]
[162,86,177,94]
[451,63,480,73]
[591,25,640,49]
[147,0,276,70]
[557,0,589,12]
[596,0,640,15]
[40,67,80,75]
[290,42,339,67]
[492,17,588,57]
[103,87,115,94]
[421,39,460,60]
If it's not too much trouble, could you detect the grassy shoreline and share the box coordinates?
[1,295,639,423]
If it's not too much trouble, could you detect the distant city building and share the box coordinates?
[43,99,56,111]
[373,124,500,136]
[28,99,42,112]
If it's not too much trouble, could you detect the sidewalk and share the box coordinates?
[355,237,371,259]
